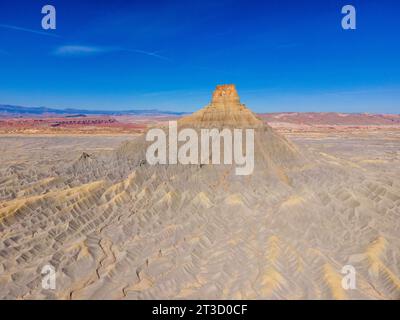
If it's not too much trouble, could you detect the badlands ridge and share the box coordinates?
[0,85,399,299]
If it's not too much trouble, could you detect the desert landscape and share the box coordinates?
[0,85,399,299]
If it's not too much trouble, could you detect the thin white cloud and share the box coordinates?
[53,45,171,61]
[0,24,60,38]
[54,45,110,55]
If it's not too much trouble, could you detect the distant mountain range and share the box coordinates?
[2,104,399,126]
[259,112,400,125]
[0,104,188,117]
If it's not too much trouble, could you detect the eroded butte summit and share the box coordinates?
[180,84,263,128]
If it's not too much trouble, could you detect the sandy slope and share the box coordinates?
[0,85,399,300]
[0,128,399,300]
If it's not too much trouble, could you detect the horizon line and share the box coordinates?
[0,103,399,116]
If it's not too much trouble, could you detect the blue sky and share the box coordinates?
[0,0,399,113]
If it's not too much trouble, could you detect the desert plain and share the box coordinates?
[0,87,399,300]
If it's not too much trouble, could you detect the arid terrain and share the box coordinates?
[0,115,177,135]
[0,86,399,299]
[1,112,399,136]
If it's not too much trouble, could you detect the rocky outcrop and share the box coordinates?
[177,84,302,170]
[179,84,263,128]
